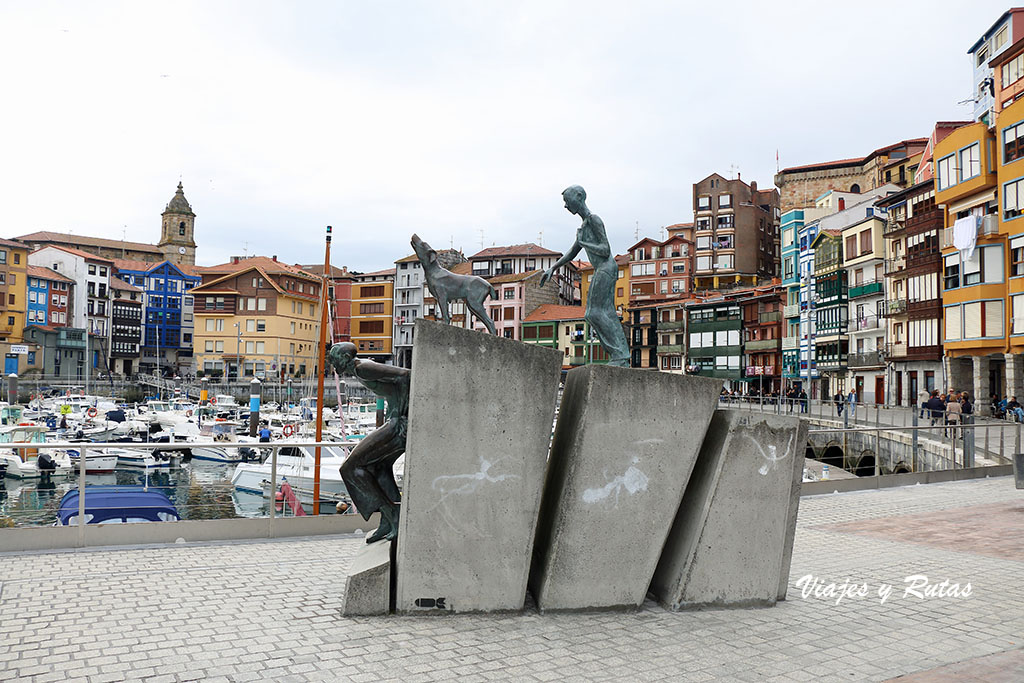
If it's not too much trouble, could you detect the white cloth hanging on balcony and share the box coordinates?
[952,215,979,262]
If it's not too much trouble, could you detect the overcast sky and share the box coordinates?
[0,1,1010,271]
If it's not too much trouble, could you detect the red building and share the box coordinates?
[300,264,354,343]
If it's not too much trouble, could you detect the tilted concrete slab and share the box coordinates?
[650,410,807,610]
[529,365,721,611]
[341,536,393,616]
[395,319,562,613]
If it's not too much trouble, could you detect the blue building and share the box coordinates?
[26,265,72,328]
[780,210,803,386]
[113,259,200,377]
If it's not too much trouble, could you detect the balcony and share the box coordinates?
[883,216,905,236]
[783,303,799,318]
[848,280,883,299]
[906,208,942,234]
[815,356,847,371]
[907,298,942,317]
[745,365,776,377]
[847,350,886,368]
[906,250,940,271]
[941,214,998,249]
[884,298,907,317]
[658,344,684,354]
[58,329,87,348]
[884,256,906,275]
[850,315,881,333]
[886,342,907,359]
[744,338,779,352]
[658,319,684,331]
[758,311,782,324]
[781,336,799,350]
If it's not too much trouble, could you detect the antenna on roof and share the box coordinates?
[242,242,249,258]
[477,229,484,249]
[634,221,639,241]
[538,230,543,247]
[729,163,740,179]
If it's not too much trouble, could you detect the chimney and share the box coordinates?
[232,256,240,264]
[750,180,757,193]
[272,255,277,261]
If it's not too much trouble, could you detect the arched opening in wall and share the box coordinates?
[855,453,876,477]
[805,446,816,461]
[821,445,844,469]
[892,463,911,474]
[850,183,861,193]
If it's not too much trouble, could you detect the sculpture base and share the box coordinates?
[394,319,562,614]
[529,364,721,612]
[650,410,807,610]
[340,536,393,617]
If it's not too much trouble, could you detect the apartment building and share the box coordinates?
[113,259,201,377]
[742,288,784,394]
[967,8,1024,125]
[26,266,72,329]
[685,298,743,388]
[842,213,887,403]
[811,229,847,397]
[109,278,144,376]
[999,95,1024,399]
[521,304,608,369]
[300,264,356,344]
[0,238,29,374]
[393,254,423,368]
[579,254,629,320]
[192,256,323,380]
[692,173,780,292]
[934,120,1004,399]
[654,302,688,374]
[627,234,694,303]
[876,181,944,405]
[350,269,395,364]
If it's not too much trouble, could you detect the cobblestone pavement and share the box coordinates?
[1,477,1022,682]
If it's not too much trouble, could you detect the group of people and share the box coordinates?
[921,389,974,436]
[990,394,1024,422]
[718,387,809,412]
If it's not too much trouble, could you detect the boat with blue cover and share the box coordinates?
[56,486,181,525]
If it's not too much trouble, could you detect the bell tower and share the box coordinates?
[158,182,197,265]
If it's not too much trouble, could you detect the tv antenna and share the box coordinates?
[538,230,543,247]
[635,221,639,241]
[477,229,485,249]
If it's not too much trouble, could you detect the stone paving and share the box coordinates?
[0,476,1022,682]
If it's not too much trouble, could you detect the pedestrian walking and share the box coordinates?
[799,389,808,413]
[834,391,844,417]
[946,396,962,438]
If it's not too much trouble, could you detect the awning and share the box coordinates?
[946,190,995,216]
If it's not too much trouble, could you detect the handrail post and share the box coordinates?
[911,410,919,472]
[78,444,87,547]
[269,445,279,537]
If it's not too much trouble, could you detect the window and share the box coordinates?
[696,217,711,230]
[716,254,733,269]
[205,341,214,352]
[360,320,385,334]
[99,267,106,276]
[937,155,956,189]
[361,285,385,297]
[718,194,732,208]
[696,256,712,270]
[696,236,711,251]
[859,228,872,254]
[959,143,980,181]
[1012,236,1024,276]
[179,221,186,236]
[256,341,265,354]
[246,341,255,354]
[503,288,515,300]
[360,302,384,314]
[257,319,266,332]
[246,319,255,332]
[1002,53,1024,88]
[1005,177,1024,219]
[216,340,224,352]
[697,195,710,210]
[717,215,734,229]
[1005,122,1024,163]
[88,265,96,275]
[297,302,303,314]
[784,257,794,280]
[257,298,267,311]
[290,322,296,334]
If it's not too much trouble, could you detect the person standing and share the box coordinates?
[847,389,857,420]
[799,388,808,413]
[834,391,845,417]
[946,394,962,438]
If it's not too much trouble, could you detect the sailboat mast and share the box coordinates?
[313,225,332,514]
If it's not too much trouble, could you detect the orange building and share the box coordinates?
[350,268,395,363]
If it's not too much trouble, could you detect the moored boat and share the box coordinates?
[56,486,181,525]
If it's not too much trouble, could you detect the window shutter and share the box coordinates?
[946,305,962,341]
[985,300,1004,337]
[964,302,982,339]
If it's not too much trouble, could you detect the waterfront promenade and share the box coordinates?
[1,476,1022,682]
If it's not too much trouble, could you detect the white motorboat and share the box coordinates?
[65,448,120,474]
[231,444,350,496]
[188,422,260,464]
[0,425,72,479]
[112,447,178,470]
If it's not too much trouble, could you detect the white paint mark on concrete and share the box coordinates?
[582,456,649,507]
[748,430,795,476]
[448,347,457,356]
[427,456,521,538]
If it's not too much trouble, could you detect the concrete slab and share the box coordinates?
[650,410,807,610]
[341,537,393,616]
[529,365,721,611]
[1015,453,1024,489]
[395,319,562,613]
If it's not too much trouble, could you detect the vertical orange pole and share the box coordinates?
[313,226,332,514]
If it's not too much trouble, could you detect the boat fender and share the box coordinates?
[282,424,295,437]
[87,407,98,418]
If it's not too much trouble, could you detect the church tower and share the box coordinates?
[158,182,197,265]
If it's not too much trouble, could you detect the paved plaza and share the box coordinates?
[1,476,1022,682]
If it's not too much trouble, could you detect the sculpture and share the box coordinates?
[328,342,409,543]
[411,234,497,334]
[540,185,630,366]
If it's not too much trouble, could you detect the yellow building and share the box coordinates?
[934,121,1005,399]
[350,268,395,363]
[190,256,323,380]
[0,238,29,347]
[579,254,630,320]
[999,96,1024,397]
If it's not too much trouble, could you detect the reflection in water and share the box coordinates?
[0,461,270,526]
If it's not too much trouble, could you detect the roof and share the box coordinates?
[16,230,161,255]
[0,237,26,249]
[451,262,473,275]
[780,139,929,175]
[489,270,540,284]
[470,243,560,259]
[111,258,155,273]
[299,264,353,279]
[35,244,115,263]
[162,182,195,216]
[571,260,590,271]
[523,304,587,323]
[357,268,396,278]
[26,265,73,283]
[202,255,317,279]
[395,253,419,264]
[969,7,1024,54]
[110,277,143,293]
